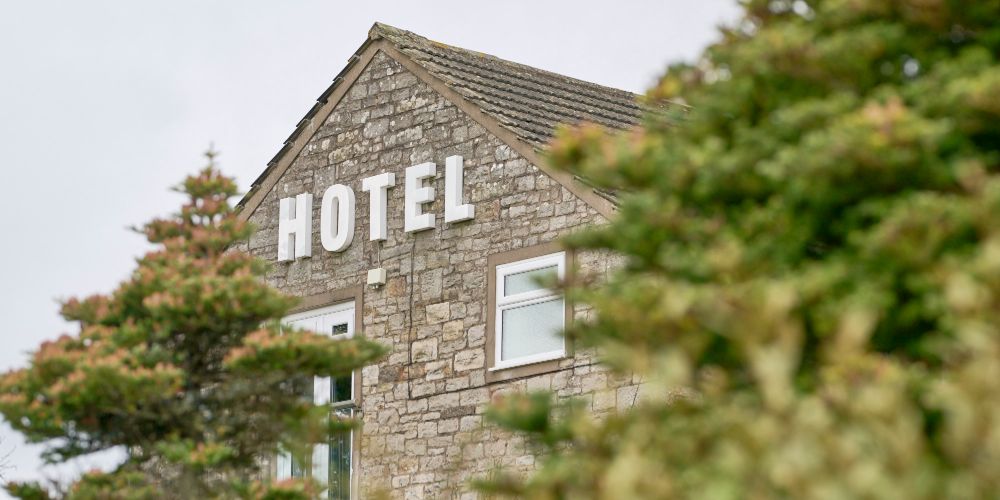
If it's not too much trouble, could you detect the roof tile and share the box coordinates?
[370,22,644,149]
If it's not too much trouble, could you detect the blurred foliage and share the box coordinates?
[0,157,384,499]
[477,0,1000,498]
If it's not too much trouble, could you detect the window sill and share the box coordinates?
[485,353,568,384]
[489,351,565,372]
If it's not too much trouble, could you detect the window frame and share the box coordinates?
[273,286,363,499]
[283,301,356,406]
[284,300,355,338]
[486,242,573,384]
[493,252,567,370]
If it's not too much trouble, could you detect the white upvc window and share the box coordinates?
[282,302,355,406]
[276,300,356,500]
[492,251,567,370]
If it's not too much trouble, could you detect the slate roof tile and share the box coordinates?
[370,23,644,149]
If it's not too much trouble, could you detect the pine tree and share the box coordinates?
[479,0,1000,498]
[0,155,385,499]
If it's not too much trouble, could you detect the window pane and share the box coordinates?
[501,298,564,361]
[277,450,307,480]
[504,265,557,296]
[317,375,352,405]
[331,322,349,336]
[329,408,353,500]
[290,455,306,478]
[276,452,292,480]
[332,375,352,404]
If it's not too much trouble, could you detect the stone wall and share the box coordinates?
[238,51,639,499]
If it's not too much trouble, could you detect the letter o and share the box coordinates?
[320,184,355,252]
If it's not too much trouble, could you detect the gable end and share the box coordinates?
[238,24,648,222]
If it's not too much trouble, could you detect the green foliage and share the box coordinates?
[478,0,1000,498]
[0,158,385,498]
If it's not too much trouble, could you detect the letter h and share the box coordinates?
[277,193,313,262]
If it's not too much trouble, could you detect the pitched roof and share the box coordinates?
[239,23,647,216]
[369,23,643,149]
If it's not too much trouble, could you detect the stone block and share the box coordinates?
[442,320,465,341]
[411,338,438,362]
[453,349,484,371]
[425,302,450,324]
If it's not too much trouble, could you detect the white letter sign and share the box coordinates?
[361,172,395,241]
[277,192,313,261]
[277,158,478,256]
[444,155,474,223]
[320,184,355,252]
[404,162,436,233]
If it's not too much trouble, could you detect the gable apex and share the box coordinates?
[239,23,651,220]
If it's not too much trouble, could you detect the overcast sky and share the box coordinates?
[0,0,739,492]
